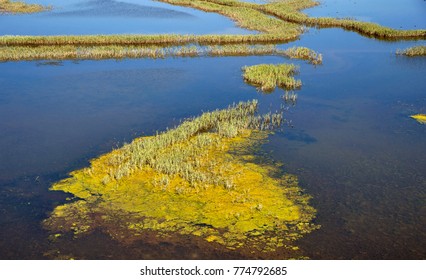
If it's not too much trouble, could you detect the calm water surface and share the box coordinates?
[0,0,425,259]
[0,0,253,35]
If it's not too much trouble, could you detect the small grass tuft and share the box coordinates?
[397,46,426,57]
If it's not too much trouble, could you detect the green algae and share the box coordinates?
[44,101,318,253]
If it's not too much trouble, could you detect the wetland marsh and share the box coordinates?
[0,0,425,259]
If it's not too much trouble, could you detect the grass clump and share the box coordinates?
[281,46,322,65]
[43,101,318,253]
[0,0,48,13]
[397,46,426,57]
[410,114,426,124]
[242,63,301,92]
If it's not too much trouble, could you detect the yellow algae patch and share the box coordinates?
[44,101,318,252]
[411,114,426,124]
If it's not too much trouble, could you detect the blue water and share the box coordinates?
[0,0,254,35]
[0,0,425,259]
[305,0,426,29]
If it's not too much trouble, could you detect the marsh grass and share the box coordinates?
[242,63,301,92]
[0,44,324,62]
[281,46,322,65]
[108,100,284,181]
[1,0,423,61]
[283,91,298,105]
[0,0,48,13]
[397,46,426,57]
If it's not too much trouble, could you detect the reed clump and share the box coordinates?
[281,46,322,65]
[397,46,426,57]
[283,91,298,105]
[242,63,301,92]
[0,0,47,13]
[44,101,318,253]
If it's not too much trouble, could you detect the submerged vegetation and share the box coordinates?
[410,114,426,125]
[0,0,47,13]
[243,64,301,92]
[397,46,426,57]
[44,101,318,253]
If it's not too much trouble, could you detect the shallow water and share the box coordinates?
[0,0,425,259]
[0,0,253,35]
[304,0,426,29]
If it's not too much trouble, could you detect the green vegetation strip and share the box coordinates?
[0,44,323,62]
[397,46,426,57]
[243,64,301,92]
[159,0,426,40]
[0,0,48,13]
[44,100,318,252]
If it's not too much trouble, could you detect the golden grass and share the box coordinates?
[397,46,426,57]
[0,0,48,13]
[242,63,301,92]
[281,46,322,65]
[0,44,324,62]
[1,0,424,61]
[44,101,318,253]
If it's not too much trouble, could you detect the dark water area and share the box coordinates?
[0,0,425,259]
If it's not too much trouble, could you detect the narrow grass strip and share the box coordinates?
[0,44,288,61]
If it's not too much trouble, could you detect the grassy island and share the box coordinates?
[44,101,318,253]
[397,46,426,57]
[243,63,301,92]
